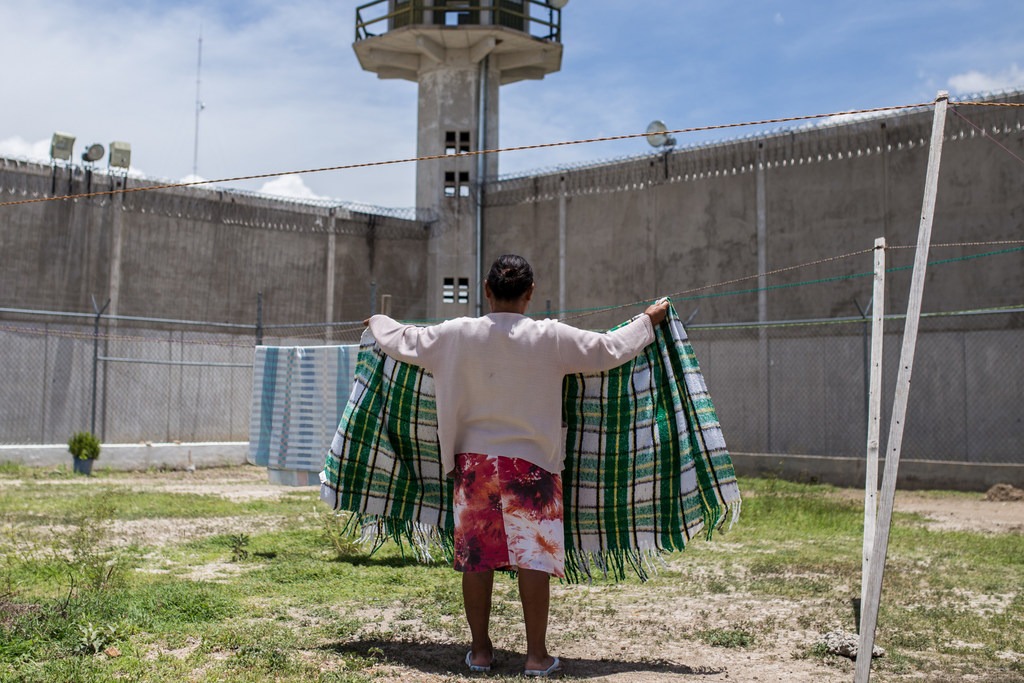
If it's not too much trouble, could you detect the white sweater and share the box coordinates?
[367,312,655,476]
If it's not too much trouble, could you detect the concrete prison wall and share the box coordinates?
[482,92,1024,331]
[0,162,431,326]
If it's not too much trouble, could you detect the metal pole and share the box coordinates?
[256,291,263,346]
[853,296,872,439]
[860,237,886,627]
[475,56,489,317]
[559,176,566,318]
[325,215,337,344]
[855,92,949,682]
[90,295,110,435]
[756,146,771,452]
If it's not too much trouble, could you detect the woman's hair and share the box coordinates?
[486,254,534,301]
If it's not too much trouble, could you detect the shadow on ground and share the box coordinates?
[325,638,723,678]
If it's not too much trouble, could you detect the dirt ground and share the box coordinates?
[347,479,1024,683]
[71,465,1021,546]
[18,467,1023,682]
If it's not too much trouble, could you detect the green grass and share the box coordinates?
[0,484,311,521]
[0,468,1021,682]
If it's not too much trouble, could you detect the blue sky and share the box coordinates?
[2,1,1022,207]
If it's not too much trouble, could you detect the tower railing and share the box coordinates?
[355,0,563,42]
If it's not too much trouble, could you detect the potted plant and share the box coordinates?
[68,431,101,476]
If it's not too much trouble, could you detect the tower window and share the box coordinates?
[445,130,472,154]
[433,0,479,26]
[444,171,472,198]
[442,277,470,304]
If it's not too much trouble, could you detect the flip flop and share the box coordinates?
[524,656,562,677]
[465,650,492,673]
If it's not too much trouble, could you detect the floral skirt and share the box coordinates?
[452,452,565,578]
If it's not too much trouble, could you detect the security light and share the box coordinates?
[109,141,132,169]
[645,120,676,149]
[50,132,75,161]
[82,143,105,163]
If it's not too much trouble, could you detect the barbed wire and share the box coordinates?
[949,106,1024,167]
[0,102,937,210]
[954,101,1024,108]
[889,239,1024,249]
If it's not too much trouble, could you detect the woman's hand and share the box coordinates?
[644,298,669,326]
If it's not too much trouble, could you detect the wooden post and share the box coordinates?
[860,237,886,622]
[854,92,949,682]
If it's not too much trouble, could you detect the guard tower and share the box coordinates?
[353,0,566,319]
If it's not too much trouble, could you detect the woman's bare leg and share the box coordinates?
[462,570,495,666]
[518,568,555,671]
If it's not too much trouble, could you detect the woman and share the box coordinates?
[366,254,668,677]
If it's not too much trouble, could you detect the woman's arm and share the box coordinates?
[366,315,444,370]
[555,299,669,374]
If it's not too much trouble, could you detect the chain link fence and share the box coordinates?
[691,308,1024,465]
[1,306,1021,466]
[0,310,364,446]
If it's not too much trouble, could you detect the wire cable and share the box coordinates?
[950,106,1024,167]
[0,102,933,209]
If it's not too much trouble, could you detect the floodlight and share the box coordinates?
[82,143,105,163]
[50,132,76,161]
[645,120,676,149]
[549,0,569,8]
[109,141,132,169]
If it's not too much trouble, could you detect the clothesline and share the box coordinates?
[5,241,1020,344]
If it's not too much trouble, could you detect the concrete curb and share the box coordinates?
[3,444,1021,492]
[0,442,248,471]
[731,452,1024,492]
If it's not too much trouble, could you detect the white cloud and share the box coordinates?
[258,174,324,200]
[0,2,418,208]
[0,136,50,161]
[774,12,784,26]
[948,64,1024,94]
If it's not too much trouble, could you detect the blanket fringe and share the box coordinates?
[354,514,455,565]
[703,499,741,542]
[563,547,667,584]
[322,476,740,584]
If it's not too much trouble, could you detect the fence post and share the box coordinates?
[860,237,886,628]
[853,296,872,439]
[855,92,949,682]
[256,291,263,346]
[90,295,110,436]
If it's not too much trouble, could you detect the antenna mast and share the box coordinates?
[192,30,204,178]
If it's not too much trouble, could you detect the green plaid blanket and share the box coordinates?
[320,303,740,582]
